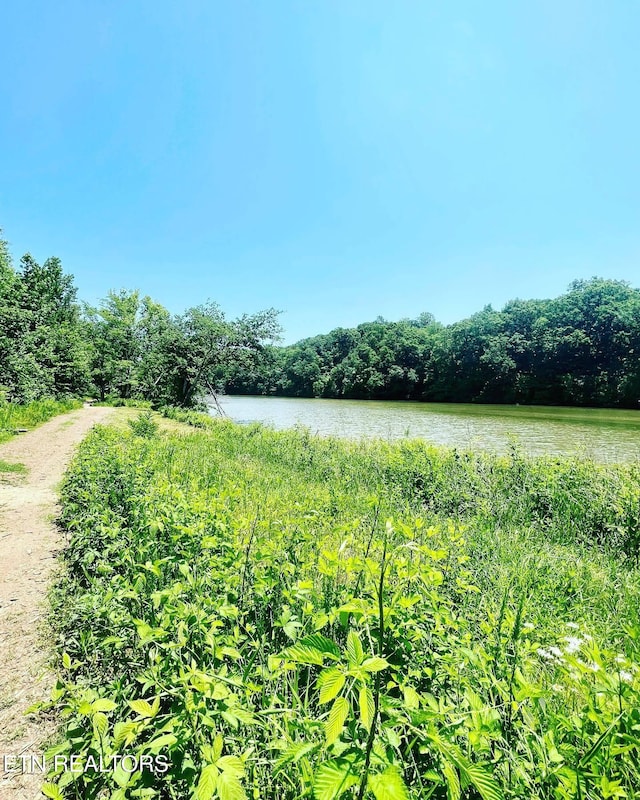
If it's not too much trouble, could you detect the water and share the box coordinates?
[210,395,640,462]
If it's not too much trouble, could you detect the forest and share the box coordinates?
[0,228,280,407]
[227,281,640,408]
[2,226,640,409]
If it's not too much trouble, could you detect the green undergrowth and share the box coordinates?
[44,417,640,799]
[0,397,82,443]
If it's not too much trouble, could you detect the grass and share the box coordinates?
[0,459,27,475]
[0,398,83,444]
[42,414,640,799]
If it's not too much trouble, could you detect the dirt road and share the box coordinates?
[0,405,115,799]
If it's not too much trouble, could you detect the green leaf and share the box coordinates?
[359,685,375,730]
[346,630,364,665]
[113,761,133,789]
[318,667,346,704]
[113,721,136,747]
[194,764,219,800]
[368,766,410,800]
[217,756,244,777]
[41,784,64,800]
[93,711,108,738]
[274,741,318,772]
[146,733,178,752]
[92,698,117,713]
[443,761,460,800]
[283,643,325,665]
[62,652,71,670]
[325,696,349,746]
[217,769,247,800]
[463,764,504,800]
[78,700,93,716]
[313,759,359,800]
[362,657,389,673]
[128,699,157,718]
[300,634,341,657]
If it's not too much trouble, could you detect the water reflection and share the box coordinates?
[211,395,640,462]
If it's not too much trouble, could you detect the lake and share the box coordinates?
[210,395,640,462]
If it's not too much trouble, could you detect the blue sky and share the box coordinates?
[1,1,638,343]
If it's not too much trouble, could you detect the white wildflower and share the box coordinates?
[538,646,562,662]
[564,636,582,654]
[566,622,579,630]
[620,670,633,684]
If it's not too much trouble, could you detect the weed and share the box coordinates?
[43,421,640,799]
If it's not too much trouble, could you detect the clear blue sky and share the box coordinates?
[1,1,638,343]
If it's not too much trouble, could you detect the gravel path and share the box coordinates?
[0,405,115,799]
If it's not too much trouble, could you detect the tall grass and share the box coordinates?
[43,417,640,799]
[0,398,83,443]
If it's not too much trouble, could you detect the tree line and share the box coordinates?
[0,228,280,406]
[226,279,640,408]
[2,226,639,408]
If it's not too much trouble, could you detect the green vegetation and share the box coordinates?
[0,459,27,475]
[227,279,640,408]
[0,397,82,444]
[0,226,280,407]
[44,418,640,799]
[4,226,640,411]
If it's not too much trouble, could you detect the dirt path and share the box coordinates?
[0,405,115,799]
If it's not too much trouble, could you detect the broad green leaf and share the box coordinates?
[325,696,349,746]
[274,741,318,772]
[217,756,245,777]
[431,734,503,800]
[92,698,117,713]
[284,634,341,664]
[113,721,136,747]
[301,634,341,658]
[128,699,156,718]
[402,685,420,710]
[443,761,460,800]
[93,711,108,738]
[346,630,364,665]
[463,764,504,800]
[359,685,375,730]
[212,733,224,762]
[62,652,71,670]
[195,764,219,800]
[368,766,410,800]
[145,733,178,752]
[113,761,133,789]
[283,643,325,665]
[217,769,247,800]
[78,700,93,716]
[41,784,64,800]
[318,667,346,704]
[362,657,389,673]
[313,759,359,800]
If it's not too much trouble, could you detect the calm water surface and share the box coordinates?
[211,395,640,462]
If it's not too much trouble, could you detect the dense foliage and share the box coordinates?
[0,231,91,402]
[43,416,640,799]
[3,223,640,408]
[0,228,280,406]
[226,280,640,408]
